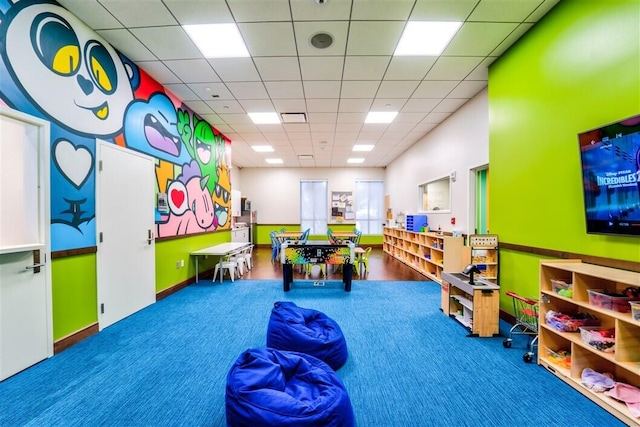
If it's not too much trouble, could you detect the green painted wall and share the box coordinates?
[489,0,640,311]
[155,231,231,292]
[51,254,97,341]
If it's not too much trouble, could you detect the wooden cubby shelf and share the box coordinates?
[383,227,467,284]
[538,259,640,426]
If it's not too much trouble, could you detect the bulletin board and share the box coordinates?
[331,191,354,222]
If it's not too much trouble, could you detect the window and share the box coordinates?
[354,180,384,234]
[419,177,451,212]
[300,180,327,234]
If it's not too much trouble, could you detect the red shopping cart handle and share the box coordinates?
[505,291,538,306]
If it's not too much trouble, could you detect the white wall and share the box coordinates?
[236,167,385,224]
[385,89,489,234]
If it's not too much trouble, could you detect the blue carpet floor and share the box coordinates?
[0,280,626,426]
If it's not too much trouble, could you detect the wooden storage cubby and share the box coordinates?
[383,227,467,284]
[469,234,499,284]
[538,259,640,426]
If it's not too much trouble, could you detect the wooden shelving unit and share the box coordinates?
[469,234,499,284]
[538,259,640,426]
[382,227,467,284]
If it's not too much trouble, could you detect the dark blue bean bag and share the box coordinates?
[225,347,354,427]
[267,301,348,370]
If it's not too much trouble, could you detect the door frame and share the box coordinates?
[0,105,53,360]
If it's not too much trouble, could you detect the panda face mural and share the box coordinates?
[3,2,133,136]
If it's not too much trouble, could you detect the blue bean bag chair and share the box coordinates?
[225,347,354,427]
[267,301,348,370]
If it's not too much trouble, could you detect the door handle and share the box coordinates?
[25,263,45,270]
[147,229,154,245]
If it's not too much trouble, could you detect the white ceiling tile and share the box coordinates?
[272,99,308,112]
[422,112,452,124]
[227,82,270,100]
[466,57,494,80]
[401,98,440,113]
[410,0,478,20]
[424,57,484,80]
[290,0,353,20]
[339,98,373,113]
[96,29,156,61]
[307,113,338,123]
[58,0,122,29]
[310,123,336,132]
[183,100,213,115]
[265,81,305,99]
[433,98,470,113]
[254,57,302,81]
[303,81,342,98]
[394,112,427,124]
[340,81,381,98]
[346,21,405,55]
[383,56,437,80]
[136,61,181,84]
[209,58,261,82]
[469,0,544,22]
[376,81,420,98]
[162,59,221,83]
[413,81,459,98]
[448,80,487,98]
[351,0,414,20]
[198,114,226,126]
[337,113,368,123]
[336,123,363,132]
[164,0,234,25]
[238,99,276,112]
[130,27,202,60]
[343,56,391,80]
[294,22,349,56]
[527,0,562,22]
[208,101,246,114]
[334,132,360,142]
[300,57,345,80]
[163,84,200,101]
[98,0,178,27]
[189,83,234,101]
[239,22,298,56]
[444,22,519,56]
[227,0,292,22]
[370,98,407,111]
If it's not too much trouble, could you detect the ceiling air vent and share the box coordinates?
[281,113,307,123]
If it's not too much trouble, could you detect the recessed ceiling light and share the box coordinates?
[347,158,365,164]
[265,158,283,164]
[248,112,280,124]
[183,24,250,58]
[353,145,374,152]
[252,145,274,152]
[365,111,398,124]
[394,21,462,56]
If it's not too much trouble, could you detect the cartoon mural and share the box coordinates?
[0,0,232,251]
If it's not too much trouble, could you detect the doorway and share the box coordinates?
[0,107,52,381]
[96,141,156,330]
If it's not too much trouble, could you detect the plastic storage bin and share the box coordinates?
[545,310,600,332]
[587,289,633,313]
[406,215,428,232]
[551,280,573,297]
[545,347,571,369]
[579,327,615,353]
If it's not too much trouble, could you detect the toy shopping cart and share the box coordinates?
[503,291,539,363]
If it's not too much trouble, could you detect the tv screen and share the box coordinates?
[578,114,640,236]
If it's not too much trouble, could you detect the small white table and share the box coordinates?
[192,242,250,283]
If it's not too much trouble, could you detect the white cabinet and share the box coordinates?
[231,190,241,217]
[232,227,249,243]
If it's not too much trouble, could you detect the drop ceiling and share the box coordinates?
[57,0,560,168]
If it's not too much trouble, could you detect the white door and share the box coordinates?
[96,141,155,329]
[0,107,52,381]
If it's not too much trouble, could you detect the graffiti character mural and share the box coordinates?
[0,0,232,251]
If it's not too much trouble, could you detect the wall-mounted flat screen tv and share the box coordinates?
[578,114,640,236]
